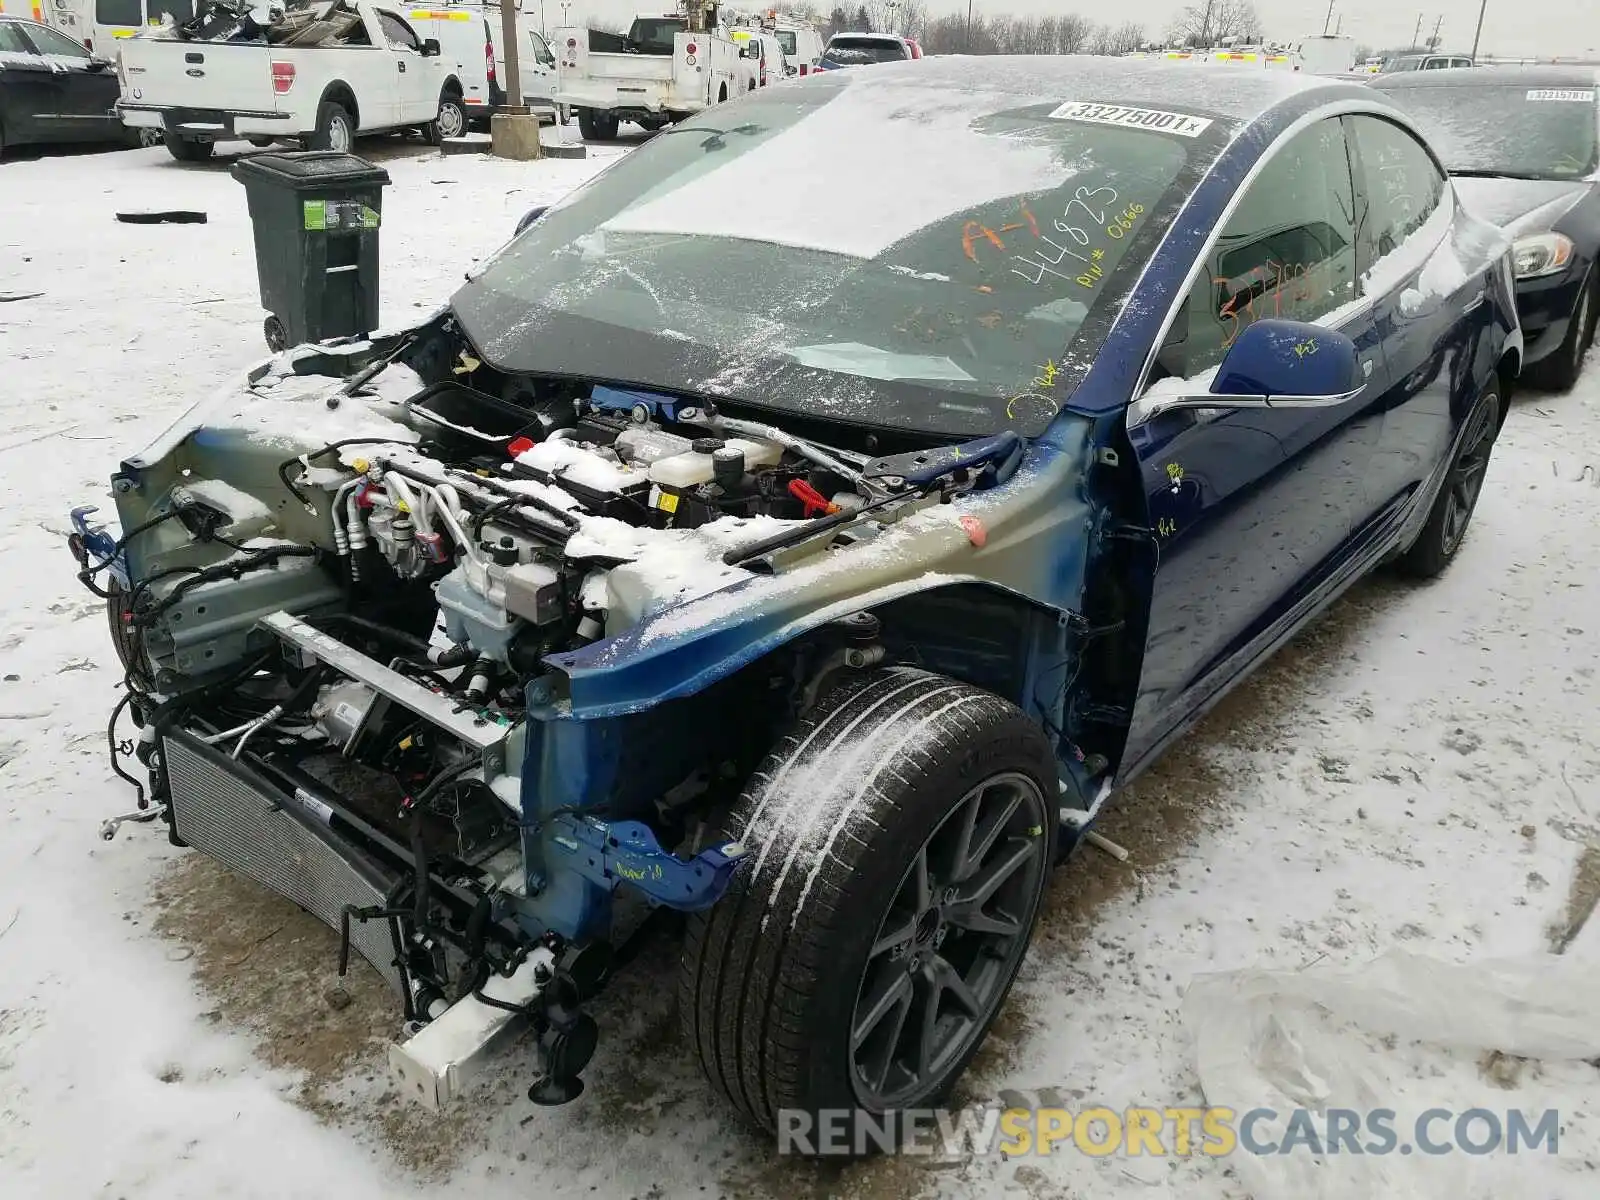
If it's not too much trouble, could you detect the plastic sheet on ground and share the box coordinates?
[1181,945,1600,1200]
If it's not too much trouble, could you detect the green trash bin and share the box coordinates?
[231,151,392,352]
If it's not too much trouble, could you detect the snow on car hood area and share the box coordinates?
[4,121,1600,1200]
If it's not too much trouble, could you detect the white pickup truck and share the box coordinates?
[552,10,750,140]
[115,0,461,161]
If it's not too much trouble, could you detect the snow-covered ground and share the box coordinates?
[2,140,1597,1200]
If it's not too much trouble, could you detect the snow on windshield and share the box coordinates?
[1380,85,1600,179]
[600,79,1084,260]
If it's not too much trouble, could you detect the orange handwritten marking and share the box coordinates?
[962,221,1007,262]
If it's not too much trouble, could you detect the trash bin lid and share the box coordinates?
[230,151,391,190]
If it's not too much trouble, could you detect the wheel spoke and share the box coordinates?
[944,903,1024,937]
[913,966,943,1078]
[954,837,1035,907]
[957,789,1024,882]
[852,966,914,1051]
[911,846,932,912]
[930,954,983,1019]
[870,913,918,960]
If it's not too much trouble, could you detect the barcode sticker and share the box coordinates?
[1526,89,1595,102]
[1047,102,1213,138]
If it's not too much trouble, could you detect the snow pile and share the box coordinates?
[1183,948,1600,1200]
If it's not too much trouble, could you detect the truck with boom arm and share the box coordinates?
[552,0,749,140]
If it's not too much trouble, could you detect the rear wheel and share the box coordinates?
[245,135,276,148]
[162,133,214,162]
[681,669,1056,1138]
[1526,267,1596,392]
[310,101,354,152]
[576,107,618,140]
[1395,383,1501,578]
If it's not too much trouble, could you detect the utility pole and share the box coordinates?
[1199,0,1215,47]
[1335,13,1342,33]
[965,0,972,52]
[1430,13,1443,48]
[1470,0,1488,59]
[1322,0,1335,36]
[1412,12,1423,48]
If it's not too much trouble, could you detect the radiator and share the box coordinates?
[163,731,407,995]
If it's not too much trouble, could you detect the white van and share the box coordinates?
[406,3,562,127]
[772,21,821,75]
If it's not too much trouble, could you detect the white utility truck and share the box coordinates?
[115,0,460,160]
[552,0,749,140]
[1290,33,1357,75]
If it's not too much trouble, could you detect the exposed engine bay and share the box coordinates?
[68,316,1031,1105]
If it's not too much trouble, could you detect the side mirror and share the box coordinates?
[515,204,549,235]
[87,56,114,70]
[1212,319,1363,400]
[421,37,441,56]
[1136,320,1365,423]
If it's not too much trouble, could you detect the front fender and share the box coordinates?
[543,423,1099,719]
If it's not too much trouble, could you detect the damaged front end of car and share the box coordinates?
[66,309,1101,1110]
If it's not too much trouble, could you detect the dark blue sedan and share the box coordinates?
[73,55,1523,1133]
[1374,67,1599,389]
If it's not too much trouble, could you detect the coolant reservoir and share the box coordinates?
[648,437,782,488]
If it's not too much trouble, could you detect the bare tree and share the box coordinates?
[1054,12,1095,53]
[1090,20,1144,55]
[1166,0,1260,48]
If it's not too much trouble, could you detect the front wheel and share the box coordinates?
[681,668,1056,1139]
[1526,267,1596,392]
[1395,383,1501,578]
[424,90,466,145]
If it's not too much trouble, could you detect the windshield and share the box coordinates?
[775,29,796,55]
[823,36,906,65]
[627,17,682,52]
[1381,84,1599,180]
[452,82,1211,438]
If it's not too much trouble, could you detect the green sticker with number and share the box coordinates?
[303,199,326,230]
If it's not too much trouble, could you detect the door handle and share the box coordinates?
[398,61,406,71]
[1462,291,1487,314]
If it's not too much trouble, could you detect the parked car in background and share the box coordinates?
[1374,67,1600,388]
[1381,52,1473,72]
[815,30,909,70]
[730,27,785,86]
[0,12,128,154]
[70,57,1521,1141]
[1291,33,1356,74]
[406,4,564,131]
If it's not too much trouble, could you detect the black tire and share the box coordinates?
[424,90,466,145]
[245,135,275,148]
[681,668,1057,1140]
[1395,383,1501,579]
[309,101,354,152]
[162,133,214,162]
[586,110,619,140]
[263,315,288,352]
[1525,267,1596,392]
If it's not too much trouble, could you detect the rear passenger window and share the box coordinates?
[1347,116,1447,276]
[1156,118,1358,382]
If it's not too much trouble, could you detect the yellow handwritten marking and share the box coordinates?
[1005,392,1062,420]
[1165,462,1184,484]
[1158,517,1177,538]
[1294,338,1320,358]
[1033,359,1060,389]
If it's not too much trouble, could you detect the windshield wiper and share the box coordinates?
[1449,168,1569,181]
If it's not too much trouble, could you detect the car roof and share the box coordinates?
[815,53,1358,122]
[829,31,906,42]
[1373,63,1599,89]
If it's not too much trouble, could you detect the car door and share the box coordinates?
[376,9,432,126]
[19,18,119,141]
[1345,114,1495,533]
[523,28,557,112]
[0,20,58,145]
[1121,116,1386,768]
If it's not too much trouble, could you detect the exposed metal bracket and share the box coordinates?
[259,610,511,775]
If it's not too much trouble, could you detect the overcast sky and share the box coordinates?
[544,0,1596,58]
